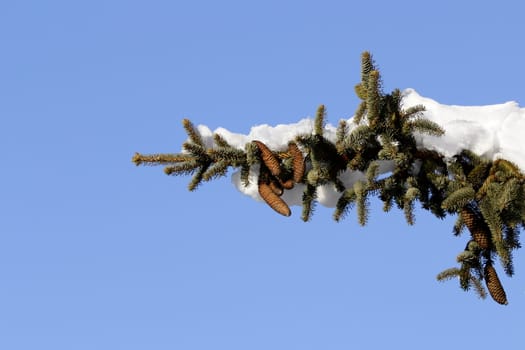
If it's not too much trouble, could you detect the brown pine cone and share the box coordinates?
[484,263,508,305]
[253,140,281,177]
[258,181,291,217]
[288,142,305,183]
[460,206,491,250]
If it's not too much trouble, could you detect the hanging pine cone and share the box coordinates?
[288,142,305,183]
[460,206,491,250]
[484,263,508,305]
[258,181,291,217]
[253,140,281,177]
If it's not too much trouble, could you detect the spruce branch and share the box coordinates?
[479,198,508,262]
[493,158,523,179]
[470,275,488,299]
[436,265,487,299]
[437,267,461,282]
[401,105,426,119]
[182,142,207,157]
[188,163,212,191]
[314,104,326,136]
[405,118,445,137]
[359,51,376,89]
[133,51,525,305]
[467,162,491,190]
[366,70,382,129]
[202,160,230,181]
[213,132,230,148]
[302,184,317,222]
[365,161,380,186]
[336,119,349,154]
[452,214,465,236]
[334,187,357,222]
[354,180,369,226]
[441,186,476,211]
[240,163,251,187]
[182,118,205,146]
[132,152,194,166]
[164,161,200,176]
[354,102,367,125]
[403,187,420,225]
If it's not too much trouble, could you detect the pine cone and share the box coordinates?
[258,181,291,217]
[253,140,281,177]
[484,263,508,305]
[460,206,491,250]
[288,142,305,183]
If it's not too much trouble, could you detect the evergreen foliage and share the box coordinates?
[133,52,525,305]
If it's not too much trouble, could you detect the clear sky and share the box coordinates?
[1,1,524,349]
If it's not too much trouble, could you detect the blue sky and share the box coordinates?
[1,1,524,349]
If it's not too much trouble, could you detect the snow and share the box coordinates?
[402,89,524,168]
[195,89,525,208]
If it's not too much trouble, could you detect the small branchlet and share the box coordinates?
[314,105,326,136]
[182,118,204,146]
[132,152,194,166]
[405,118,445,137]
[301,184,317,222]
[334,188,357,222]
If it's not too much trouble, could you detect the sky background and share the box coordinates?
[1,1,524,349]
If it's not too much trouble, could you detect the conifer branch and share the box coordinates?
[302,184,317,222]
[354,102,367,125]
[336,120,349,153]
[354,180,369,226]
[334,188,357,222]
[213,132,230,148]
[406,118,445,136]
[359,51,376,90]
[314,105,326,136]
[202,160,229,181]
[436,267,461,282]
[365,161,380,186]
[182,118,204,146]
[182,142,207,157]
[164,161,200,176]
[188,163,211,191]
[132,152,194,166]
[470,275,488,299]
[403,187,420,225]
[401,105,426,119]
[467,162,491,190]
[441,186,476,211]
[240,163,251,187]
[133,51,525,304]
[366,71,381,129]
